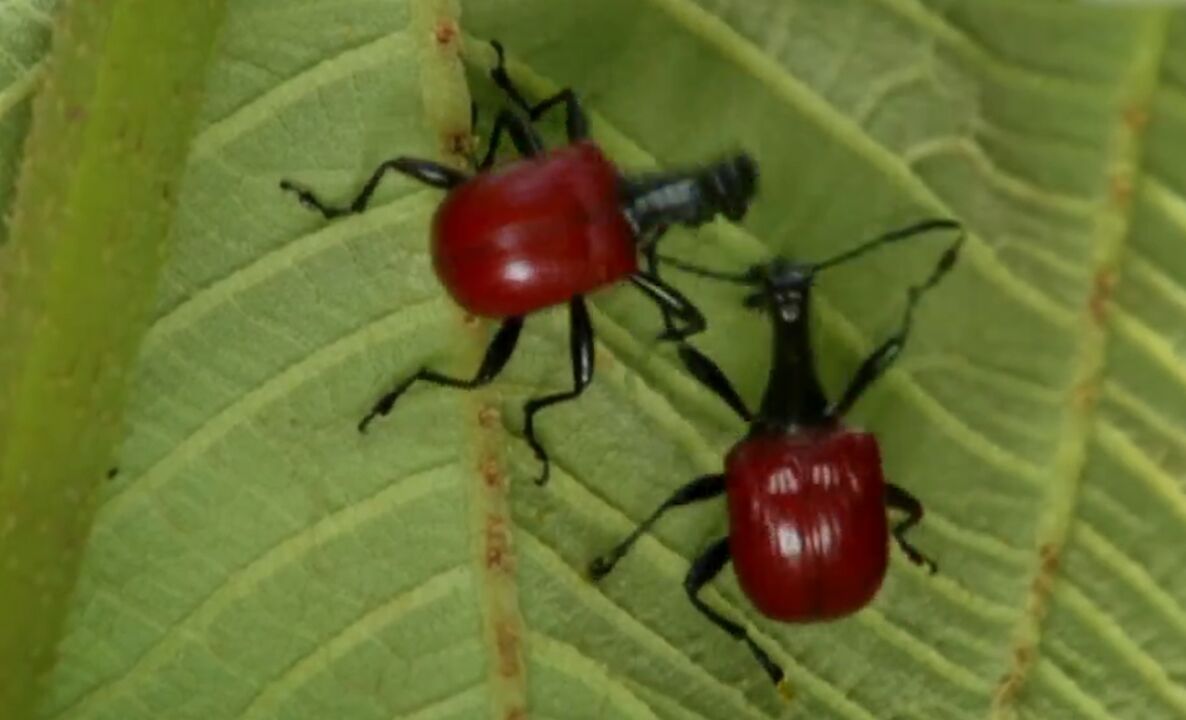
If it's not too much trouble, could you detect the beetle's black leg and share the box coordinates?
[629,272,705,342]
[676,345,752,423]
[639,236,681,338]
[359,316,524,433]
[280,158,467,220]
[488,40,589,142]
[528,89,589,142]
[825,231,963,419]
[885,483,938,573]
[686,538,787,690]
[478,109,544,170]
[640,229,669,272]
[488,40,535,115]
[635,250,752,422]
[589,474,725,580]
[824,315,908,421]
[522,296,594,486]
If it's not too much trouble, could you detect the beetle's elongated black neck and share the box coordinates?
[752,287,830,433]
[621,172,704,233]
[620,153,756,238]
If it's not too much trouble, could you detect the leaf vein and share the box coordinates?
[236,566,471,720]
[101,296,449,525]
[55,461,458,719]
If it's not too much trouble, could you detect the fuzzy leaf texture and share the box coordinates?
[2,0,1184,719]
[0,0,226,718]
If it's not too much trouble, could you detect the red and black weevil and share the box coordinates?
[279,42,757,484]
[588,219,964,691]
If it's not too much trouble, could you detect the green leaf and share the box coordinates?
[13,0,1186,718]
[0,0,53,248]
[0,1,226,718]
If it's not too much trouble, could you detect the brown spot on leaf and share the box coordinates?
[1014,644,1033,669]
[1039,542,1060,578]
[993,643,1037,712]
[1088,267,1116,325]
[993,544,1064,710]
[480,456,502,488]
[477,405,499,427]
[478,404,501,429]
[1025,543,1061,623]
[1109,173,1133,210]
[434,19,458,46]
[1072,377,1100,413]
[1123,105,1149,133]
[485,513,513,571]
[446,131,473,158]
[495,619,521,677]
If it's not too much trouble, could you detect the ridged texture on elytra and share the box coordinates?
[431,140,638,318]
[726,428,889,622]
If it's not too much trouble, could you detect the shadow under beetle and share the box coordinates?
[280,42,757,484]
[589,219,965,692]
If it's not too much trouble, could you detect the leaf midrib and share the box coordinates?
[989,9,1173,718]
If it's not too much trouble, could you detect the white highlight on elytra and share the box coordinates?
[777,525,804,557]
[766,467,798,494]
[504,260,533,283]
[812,462,840,490]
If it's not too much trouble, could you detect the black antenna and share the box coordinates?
[658,219,963,290]
[655,254,758,285]
[812,219,962,273]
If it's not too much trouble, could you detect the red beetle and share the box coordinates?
[430,141,638,317]
[281,42,757,483]
[590,219,964,691]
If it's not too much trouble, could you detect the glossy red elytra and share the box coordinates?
[589,219,964,692]
[280,41,756,484]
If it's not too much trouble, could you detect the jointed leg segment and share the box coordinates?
[477,109,545,169]
[686,538,786,687]
[522,296,595,486]
[358,317,524,433]
[628,271,706,342]
[489,40,590,142]
[885,482,937,573]
[280,158,467,219]
[588,474,725,579]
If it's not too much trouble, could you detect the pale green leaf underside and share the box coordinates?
[0,0,55,246]
[16,0,1186,718]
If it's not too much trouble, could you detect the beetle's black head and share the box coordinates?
[742,258,815,321]
[704,152,758,222]
[728,219,967,318]
[620,151,759,236]
[656,219,964,326]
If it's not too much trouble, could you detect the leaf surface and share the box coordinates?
[0,1,225,717]
[12,1,1186,719]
